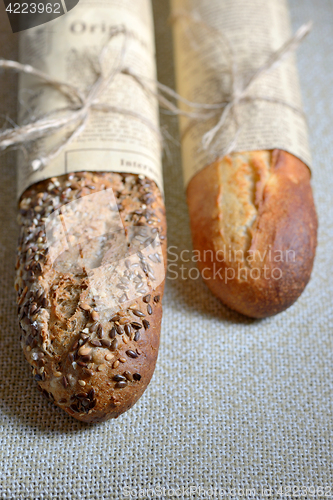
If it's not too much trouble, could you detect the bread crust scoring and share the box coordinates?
[187,150,318,318]
[15,171,166,422]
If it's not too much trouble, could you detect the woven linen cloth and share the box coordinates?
[0,0,332,499]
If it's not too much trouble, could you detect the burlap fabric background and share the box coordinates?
[0,0,332,499]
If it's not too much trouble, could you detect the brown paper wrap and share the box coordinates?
[17,0,163,197]
[171,0,312,187]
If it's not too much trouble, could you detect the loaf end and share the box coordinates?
[187,150,318,318]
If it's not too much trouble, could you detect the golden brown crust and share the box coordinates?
[187,149,317,318]
[15,171,166,422]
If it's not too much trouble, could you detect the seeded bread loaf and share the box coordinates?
[187,149,317,318]
[15,171,166,422]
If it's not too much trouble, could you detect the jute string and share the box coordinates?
[0,18,312,170]
[0,26,198,173]
[171,10,312,158]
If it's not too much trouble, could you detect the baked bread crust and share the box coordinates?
[15,172,166,422]
[187,149,318,318]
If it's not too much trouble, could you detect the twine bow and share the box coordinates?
[0,18,312,169]
[171,10,312,157]
[0,26,198,172]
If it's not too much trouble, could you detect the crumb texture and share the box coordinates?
[217,151,271,256]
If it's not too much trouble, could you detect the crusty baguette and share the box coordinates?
[15,171,166,422]
[187,149,317,318]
